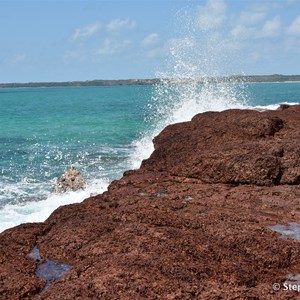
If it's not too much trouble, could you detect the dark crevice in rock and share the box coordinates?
[288,176,300,185]
[274,166,284,186]
[268,117,284,136]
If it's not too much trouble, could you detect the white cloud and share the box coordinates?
[260,15,281,38]
[230,25,256,40]
[64,38,132,63]
[230,15,281,40]
[66,18,137,63]
[141,33,160,47]
[287,15,300,36]
[106,18,136,34]
[231,1,282,29]
[71,23,102,41]
[195,0,227,31]
[94,38,131,56]
[237,11,266,26]
[70,18,136,44]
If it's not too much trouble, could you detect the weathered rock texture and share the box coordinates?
[51,167,86,193]
[1,106,300,299]
[142,109,299,186]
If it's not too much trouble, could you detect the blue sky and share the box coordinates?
[1,0,300,83]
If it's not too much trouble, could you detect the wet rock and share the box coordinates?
[51,167,86,193]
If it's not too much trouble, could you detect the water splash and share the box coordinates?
[130,4,248,169]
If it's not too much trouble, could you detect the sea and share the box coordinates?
[0,81,300,233]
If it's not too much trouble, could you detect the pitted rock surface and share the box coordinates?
[52,167,86,193]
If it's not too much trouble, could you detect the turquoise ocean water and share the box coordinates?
[0,82,300,232]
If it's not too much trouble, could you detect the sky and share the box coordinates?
[1,0,300,83]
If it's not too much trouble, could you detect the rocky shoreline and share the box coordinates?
[1,106,300,299]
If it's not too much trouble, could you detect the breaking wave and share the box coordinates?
[130,5,249,168]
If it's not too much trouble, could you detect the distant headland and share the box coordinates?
[1,74,300,88]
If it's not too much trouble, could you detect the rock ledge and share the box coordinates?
[1,106,300,299]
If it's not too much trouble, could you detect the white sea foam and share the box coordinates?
[251,102,299,111]
[0,178,108,233]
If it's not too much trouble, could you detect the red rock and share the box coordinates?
[142,109,292,186]
[1,106,300,299]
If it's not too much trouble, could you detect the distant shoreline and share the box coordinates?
[1,75,300,88]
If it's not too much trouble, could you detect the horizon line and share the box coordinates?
[1,74,300,87]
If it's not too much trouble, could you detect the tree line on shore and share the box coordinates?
[1,75,300,88]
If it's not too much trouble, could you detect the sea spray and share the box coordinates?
[130,3,249,169]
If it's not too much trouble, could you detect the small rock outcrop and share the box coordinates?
[51,167,86,193]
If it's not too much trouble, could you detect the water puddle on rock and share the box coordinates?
[270,222,300,286]
[270,222,300,241]
[28,246,72,291]
[27,246,42,262]
[285,274,300,285]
